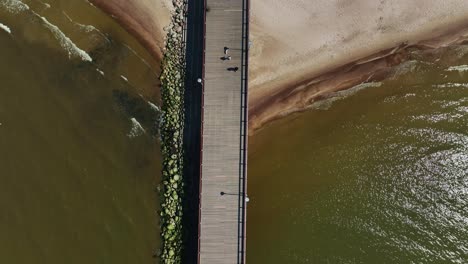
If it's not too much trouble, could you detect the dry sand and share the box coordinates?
[249,0,468,132]
[91,0,468,133]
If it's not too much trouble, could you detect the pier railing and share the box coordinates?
[197,0,207,263]
[238,0,250,263]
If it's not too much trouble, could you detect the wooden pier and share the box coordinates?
[198,0,249,263]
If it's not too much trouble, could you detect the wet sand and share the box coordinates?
[90,0,468,133]
[89,0,172,61]
[249,23,468,132]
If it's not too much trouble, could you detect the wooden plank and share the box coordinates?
[198,0,248,263]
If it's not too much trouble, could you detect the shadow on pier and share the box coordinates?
[181,0,204,262]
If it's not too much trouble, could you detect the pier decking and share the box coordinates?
[198,0,249,263]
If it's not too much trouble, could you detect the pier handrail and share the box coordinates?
[238,0,250,263]
[197,0,207,263]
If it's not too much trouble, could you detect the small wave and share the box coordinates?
[1,1,92,62]
[445,65,468,72]
[311,82,382,110]
[84,0,97,9]
[383,95,398,104]
[128,118,145,138]
[32,0,51,9]
[38,0,50,9]
[391,60,419,78]
[96,68,104,76]
[403,93,416,98]
[0,0,30,14]
[62,11,95,33]
[62,11,109,42]
[0,22,11,34]
[36,14,92,62]
[148,101,160,112]
[123,43,154,73]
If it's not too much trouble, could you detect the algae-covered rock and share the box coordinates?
[159,0,187,262]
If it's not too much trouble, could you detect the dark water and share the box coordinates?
[3,1,468,263]
[0,0,161,263]
[248,55,468,262]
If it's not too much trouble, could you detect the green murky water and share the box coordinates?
[2,1,468,263]
[248,51,468,263]
[0,0,161,263]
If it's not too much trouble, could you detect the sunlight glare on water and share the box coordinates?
[248,50,468,263]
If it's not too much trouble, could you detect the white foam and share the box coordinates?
[0,22,11,34]
[311,82,382,110]
[148,101,160,112]
[1,1,92,62]
[120,75,128,82]
[391,60,419,78]
[36,0,50,9]
[36,14,92,62]
[446,65,468,72]
[62,11,109,42]
[0,0,30,14]
[85,0,96,8]
[0,0,93,62]
[128,118,145,138]
[403,93,416,98]
[349,81,382,90]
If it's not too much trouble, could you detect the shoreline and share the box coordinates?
[89,0,171,62]
[249,21,468,134]
[89,0,468,135]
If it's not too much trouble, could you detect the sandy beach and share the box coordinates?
[91,0,468,133]
[248,0,468,132]
[89,0,172,61]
